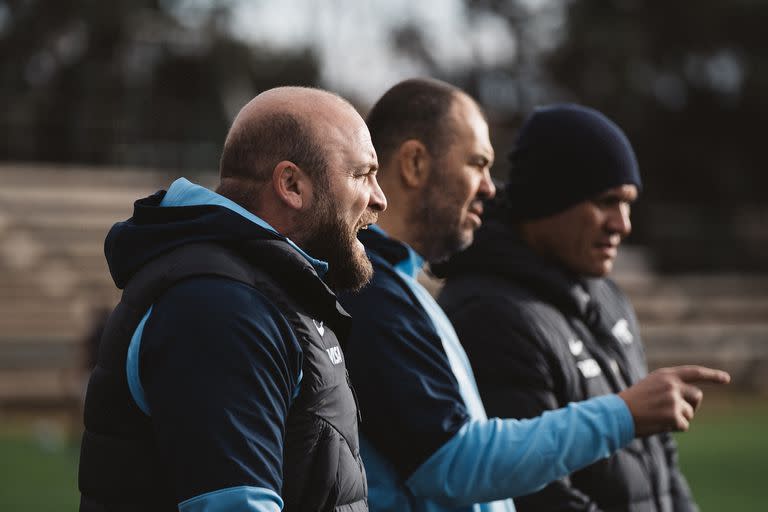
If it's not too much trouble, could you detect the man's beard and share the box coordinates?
[301,198,375,292]
[411,184,471,263]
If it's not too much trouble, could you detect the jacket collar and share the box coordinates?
[237,238,352,329]
[433,218,598,320]
[161,178,328,276]
[359,225,427,279]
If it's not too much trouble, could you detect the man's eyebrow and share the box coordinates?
[470,154,493,166]
[353,163,378,173]
[597,191,637,203]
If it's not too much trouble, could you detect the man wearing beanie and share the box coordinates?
[436,104,698,511]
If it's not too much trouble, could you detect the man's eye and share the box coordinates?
[355,169,377,179]
[596,198,618,207]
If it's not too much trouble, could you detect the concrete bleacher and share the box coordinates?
[0,164,216,411]
[614,272,768,391]
[0,164,766,414]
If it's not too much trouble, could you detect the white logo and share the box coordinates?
[577,358,602,378]
[611,319,634,345]
[326,346,343,365]
[568,339,584,356]
[312,319,325,337]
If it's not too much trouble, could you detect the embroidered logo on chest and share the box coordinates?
[576,358,602,378]
[326,345,343,365]
[611,318,634,345]
[312,319,325,337]
[568,338,584,356]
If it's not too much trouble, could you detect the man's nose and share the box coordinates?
[608,204,632,236]
[369,176,387,212]
[478,169,496,200]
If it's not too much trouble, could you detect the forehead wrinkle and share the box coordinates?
[314,112,376,177]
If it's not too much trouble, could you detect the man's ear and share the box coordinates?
[397,139,432,189]
[272,160,313,211]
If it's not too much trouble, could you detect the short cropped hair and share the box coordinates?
[218,111,329,194]
[366,78,461,168]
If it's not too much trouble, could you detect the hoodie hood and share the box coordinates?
[105,178,328,289]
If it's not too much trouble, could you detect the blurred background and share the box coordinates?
[0,0,766,510]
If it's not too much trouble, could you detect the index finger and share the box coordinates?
[671,365,731,384]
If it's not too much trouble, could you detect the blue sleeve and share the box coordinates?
[338,272,470,478]
[447,296,605,510]
[179,486,283,512]
[140,277,303,510]
[406,394,635,506]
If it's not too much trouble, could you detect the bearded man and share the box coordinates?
[78,87,386,512]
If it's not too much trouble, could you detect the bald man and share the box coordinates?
[78,87,386,512]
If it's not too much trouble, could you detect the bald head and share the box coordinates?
[214,86,386,292]
[217,86,360,206]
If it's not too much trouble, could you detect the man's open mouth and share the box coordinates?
[357,214,378,232]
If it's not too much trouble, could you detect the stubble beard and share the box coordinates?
[412,184,472,264]
[301,197,374,292]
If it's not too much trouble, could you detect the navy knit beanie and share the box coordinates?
[505,104,642,221]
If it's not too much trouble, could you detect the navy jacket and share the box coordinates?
[79,179,366,512]
[435,218,697,512]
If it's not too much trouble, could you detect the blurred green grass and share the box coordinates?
[674,397,768,511]
[0,422,79,511]
[0,397,765,511]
